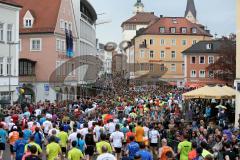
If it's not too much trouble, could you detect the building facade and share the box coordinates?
[182,40,227,86]
[133,17,212,85]
[14,0,78,102]
[0,0,21,105]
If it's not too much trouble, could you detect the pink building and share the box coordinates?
[14,0,78,102]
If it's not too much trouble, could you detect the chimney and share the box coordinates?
[160,15,163,18]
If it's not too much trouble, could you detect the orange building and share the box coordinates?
[133,17,212,85]
[126,0,213,86]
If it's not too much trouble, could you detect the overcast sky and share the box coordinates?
[89,0,236,44]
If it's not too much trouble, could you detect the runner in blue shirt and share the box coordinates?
[135,142,153,160]
[0,123,7,160]
[14,132,28,160]
[23,125,32,141]
[127,136,140,160]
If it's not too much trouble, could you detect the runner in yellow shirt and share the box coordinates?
[96,134,112,154]
[46,136,62,160]
[178,134,192,160]
[68,141,84,160]
[57,126,68,156]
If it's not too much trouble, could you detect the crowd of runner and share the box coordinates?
[0,86,239,160]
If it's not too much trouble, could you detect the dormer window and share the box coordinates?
[23,10,34,28]
[172,18,177,24]
[181,27,187,34]
[159,27,165,33]
[25,19,32,28]
[206,43,213,50]
[170,27,176,33]
[192,27,197,34]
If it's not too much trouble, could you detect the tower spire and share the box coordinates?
[185,0,197,23]
[133,0,144,14]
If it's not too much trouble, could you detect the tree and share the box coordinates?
[207,34,236,84]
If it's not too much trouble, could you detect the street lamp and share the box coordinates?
[7,41,19,104]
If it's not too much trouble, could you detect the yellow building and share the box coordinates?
[133,17,212,85]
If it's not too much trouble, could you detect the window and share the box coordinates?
[60,19,65,29]
[191,70,196,77]
[68,22,72,31]
[30,38,41,51]
[171,51,176,59]
[171,39,176,46]
[208,56,214,64]
[7,24,13,42]
[159,27,165,33]
[160,39,165,46]
[191,56,196,64]
[140,50,144,58]
[160,51,165,59]
[182,40,187,46]
[208,70,214,78]
[149,64,154,71]
[171,64,176,72]
[0,23,3,41]
[25,19,32,28]
[181,27,187,33]
[160,64,165,71]
[149,51,154,59]
[56,39,61,51]
[0,57,3,75]
[150,39,154,45]
[61,40,65,52]
[199,56,205,64]
[199,70,206,78]
[192,28,197,34]
[206,43,213,50]
[192,40,197,44]
[182,64,185,73]
[170,27,176,33]
[64,21,68,30]
[19,61,35,76]
[7,57,11,75]
[172,18,177,24]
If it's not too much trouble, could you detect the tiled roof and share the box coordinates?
[121,12,158,27]
[10,0,61,34]
[138,17,212,37]
[182,40,223,54]
[0,0,22,8]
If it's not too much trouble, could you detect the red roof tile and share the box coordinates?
[139,17,212,37]
[121,12,158,27]
[10,0,61,34]
[0,0,22,8]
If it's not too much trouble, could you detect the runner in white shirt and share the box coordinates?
[79,123,89,139]
[96,145,116,160]
[93,122,105,141]
[110,124,124,160]
[68,128,78,143]
[105,119,115,134]
[148,126,160,155]
[48,124,60,136]
[42,119,52,135]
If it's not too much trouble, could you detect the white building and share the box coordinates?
[121,0,158,41]
[72,0,97,85]
[0,1,21,105]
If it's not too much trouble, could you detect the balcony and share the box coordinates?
[19,75,36,82]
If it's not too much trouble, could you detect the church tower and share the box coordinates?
[133,0,144,14]
[185,0,197,23]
